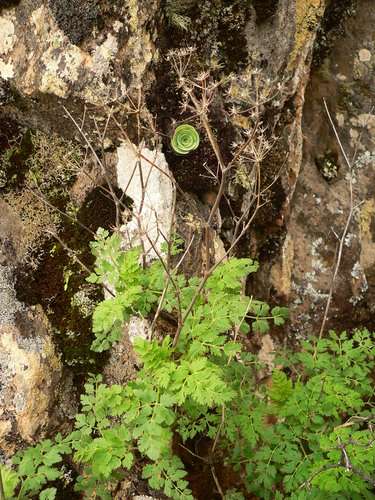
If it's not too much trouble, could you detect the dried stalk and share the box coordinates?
[318,99,362,339]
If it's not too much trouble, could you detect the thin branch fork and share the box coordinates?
[318,99,359,339]
[334,413,375,430]
[300,433,375,491]
[145,234,183,330]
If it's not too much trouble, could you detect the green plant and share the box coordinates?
[316,149,339,180]
[4,44,375,500]
[1,436,70,499]
[4,229,375,498]
[171,124,200,155]
[3,228,288,499]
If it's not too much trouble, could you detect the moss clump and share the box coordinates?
[5,131,82,268]
[312,0,357,69]
[4,124,126,374]
[252,0,279,24]
[161,0,251,72]
[0,0,21,8]
[15,186,125,373]
[26,131,81,197]
[0,77,17,106]
[49,0,100,45]
[0,127,33,192]
[338,83,360,112]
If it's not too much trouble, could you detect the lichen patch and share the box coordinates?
[0,15,15,55]
[359,199,375,240]
[288,0,325,70]
[358,48,371,62]
[92,33,118,77]
[0,13,15,79]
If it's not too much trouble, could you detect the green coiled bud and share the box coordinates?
[171,124,200,155]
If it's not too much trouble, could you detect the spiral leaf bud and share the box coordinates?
[171,124,200,155]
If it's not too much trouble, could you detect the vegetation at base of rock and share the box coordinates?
[3,230,375,499]
[2,5,375,496]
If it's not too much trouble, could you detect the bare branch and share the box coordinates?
[300,431,375,491]
[211,466,225,500]
[334,413,375,430]
[318,99,359,339]
[145,234,183,330]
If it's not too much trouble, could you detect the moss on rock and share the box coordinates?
[252,0,279,24]
[49,0,100,45]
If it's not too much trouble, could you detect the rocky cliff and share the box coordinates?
[2,0,375,496]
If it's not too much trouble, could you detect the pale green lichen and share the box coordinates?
[358,200,375,240]
[233,163,251,189]
[164,0,196,31]
[311,237,325,256]
[125,0,157,80]
[288,0,325,71]
[358,48,371,62]
[344,233,356,247]
[71,290,96,318]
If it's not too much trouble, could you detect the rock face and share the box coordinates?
[0,0,373,467]
[256,0,375,340]
[117,144,174,258]
[0,0,158,139]
[0,200,77,459]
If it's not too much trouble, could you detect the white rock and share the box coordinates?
[117,143,174,260]
[127,316,150,343]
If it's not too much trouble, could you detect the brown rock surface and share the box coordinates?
[282,0,375,338]
[0,200,77,459]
